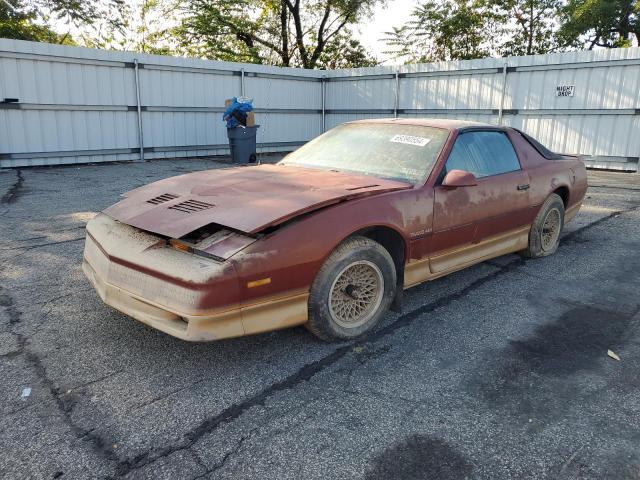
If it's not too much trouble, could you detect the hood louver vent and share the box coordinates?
[168,199,215,214]
[147,193,179,205]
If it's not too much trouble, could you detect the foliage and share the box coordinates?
[385,0,564,62]
[384,0,500,62]
[1,0,639,65]
[491,0,561,56]
[0,0,129,47]
[558,0,639,48]
[0,0,72,43]
[177,0,381,68]
[61,0,131,50]
[316,31,377,69]
[132,0,176,54]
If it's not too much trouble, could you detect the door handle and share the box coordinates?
[517,184,530,191]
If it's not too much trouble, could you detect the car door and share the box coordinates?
[430,130,532,274]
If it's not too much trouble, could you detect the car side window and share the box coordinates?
[444,131,521,178]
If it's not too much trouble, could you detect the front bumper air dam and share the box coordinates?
[83,213,310,341]
[82,213,245,341]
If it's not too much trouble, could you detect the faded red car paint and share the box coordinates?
[83,118,587,341]
[104,164,412,238]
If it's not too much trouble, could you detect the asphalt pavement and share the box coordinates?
[1,159,639,480]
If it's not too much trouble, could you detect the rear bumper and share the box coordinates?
[83,213,308,341]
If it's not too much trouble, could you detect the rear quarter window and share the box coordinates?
[517,130,564,160]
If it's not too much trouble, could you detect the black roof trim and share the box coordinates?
[456,125,509,133]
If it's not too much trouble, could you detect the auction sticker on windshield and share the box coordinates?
[390,134,431,147]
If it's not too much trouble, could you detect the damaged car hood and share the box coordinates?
[103,164,412,238]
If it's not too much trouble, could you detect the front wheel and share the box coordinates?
[522,193,565,258]
[306,236,396,341]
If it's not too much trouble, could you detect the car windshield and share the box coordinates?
[279,123,450,184]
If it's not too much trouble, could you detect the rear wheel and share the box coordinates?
[523,193,565,258]
[307,236,396,341]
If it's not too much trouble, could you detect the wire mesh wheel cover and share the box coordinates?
[541,207,561,251]
[328,260,384,329]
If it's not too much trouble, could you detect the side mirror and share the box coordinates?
[442,169,478,188]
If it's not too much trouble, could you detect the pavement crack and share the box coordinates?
[0,283,119,468]
[193,428,259,479]
[66,370,125,393]
[3,235,48,244]
[3,192,634,477]
[32,225,86,234]
[1,169,24,204]
[113,259,534,477]
[0,348,23,359]
[113,200,640,477]
[132,377,210,411]
[0,285,23,325]
[2,236,85,252]
[557,444,585,478]
[114,347,352,476]
[189,450,209,475]
[113,257,550,477]
[21,345,120,464]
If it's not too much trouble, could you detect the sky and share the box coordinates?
[356,0,420,63]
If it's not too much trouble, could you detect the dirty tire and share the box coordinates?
[307,236,396,342]
[522,193,565,258]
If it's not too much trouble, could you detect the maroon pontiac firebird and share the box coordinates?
[83,118,587,342]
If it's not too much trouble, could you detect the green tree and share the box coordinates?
[384,0,496,62]
[96,0,176,54]
[61,0,131,50]
[0,0,72,42]
[316,32,377,69]
[491,0,561,56]
[134,0,174,54]
[385,0,562,62]
[177,0,381,68]
[0,0,129,47]
[558,0,639,48]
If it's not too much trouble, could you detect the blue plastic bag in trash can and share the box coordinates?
[223,97,253,128]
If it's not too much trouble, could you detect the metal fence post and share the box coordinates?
[498,61,508,125]
[240,68,245,97]
[321,76,326,133]
[133,59,144,162]
[394,72,400,118]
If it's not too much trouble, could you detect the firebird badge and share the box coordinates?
[410,230,428,239]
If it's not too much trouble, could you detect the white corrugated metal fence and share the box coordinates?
[1,39,639,170]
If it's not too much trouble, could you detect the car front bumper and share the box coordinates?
[83,213,247,341]
[83,213,309,341]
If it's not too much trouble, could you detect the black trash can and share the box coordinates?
[227,125,259,164]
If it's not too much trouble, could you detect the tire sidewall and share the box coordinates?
[309,238,396,340]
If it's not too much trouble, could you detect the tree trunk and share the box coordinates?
[287,0,309,68]
[280,1,289,66]
[527,0,534,55]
